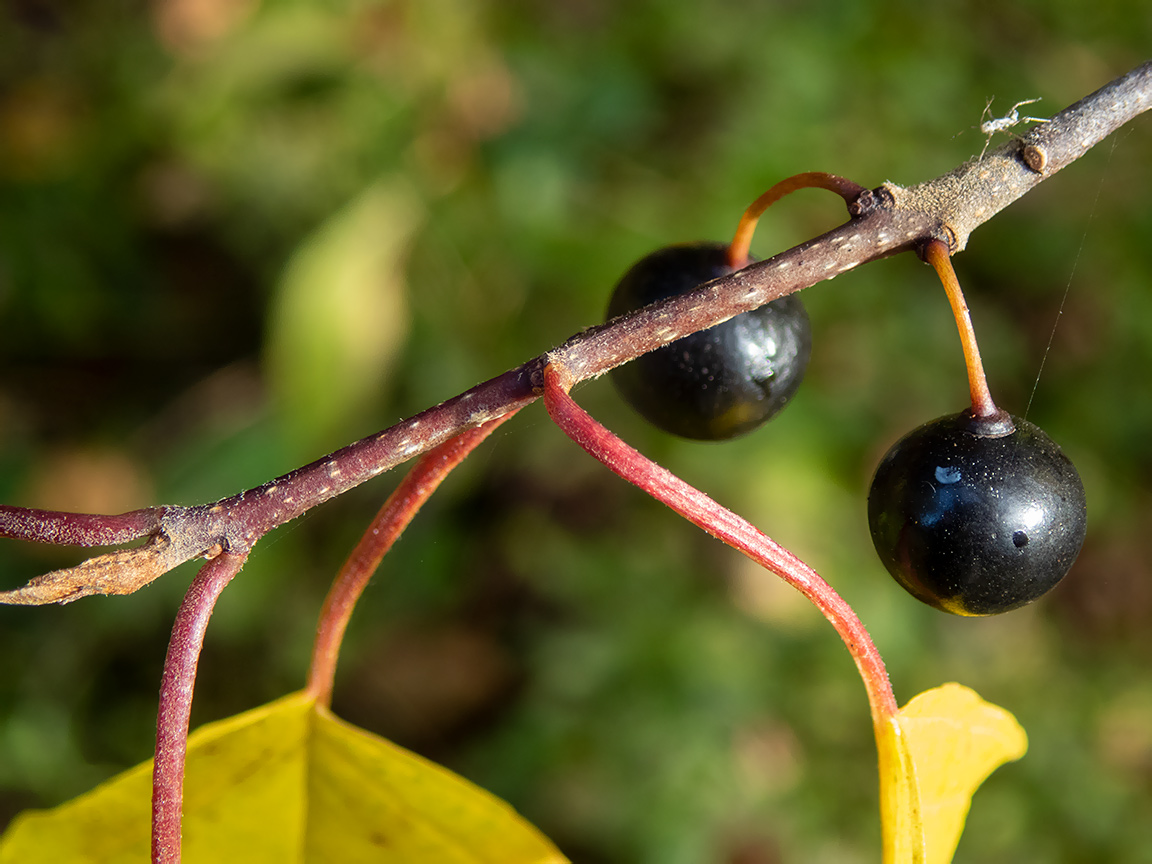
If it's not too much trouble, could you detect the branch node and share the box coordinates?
[1021,143,1049,174]
[848,187,878,217]
[527,357,548,394]
[940,224,960,253]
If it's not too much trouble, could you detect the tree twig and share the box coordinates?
[1,60,1149,604]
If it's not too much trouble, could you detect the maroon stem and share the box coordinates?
[151,550,248,864]
[3,63,1150,603]
[542,364,897,723]
[306,411,519,708]
[0,505,161,546]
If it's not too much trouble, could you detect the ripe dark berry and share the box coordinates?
[607,242,811,440]
[867,410,1087,616]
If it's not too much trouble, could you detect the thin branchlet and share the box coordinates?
[1,60,1150,603]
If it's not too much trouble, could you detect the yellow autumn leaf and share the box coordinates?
[879,682,1028,864]
[0,691,567,864]
[877,712,926,864]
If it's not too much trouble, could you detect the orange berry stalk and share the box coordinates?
[923,239,999,419]
[727,172,867,269]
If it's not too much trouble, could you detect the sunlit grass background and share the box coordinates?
[1,2,1151,861]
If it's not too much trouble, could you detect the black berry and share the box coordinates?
[867,410,1087,616]
[607,242,811,440]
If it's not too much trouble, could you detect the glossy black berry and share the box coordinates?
[867,410,1087,616]
[607,242,811,440]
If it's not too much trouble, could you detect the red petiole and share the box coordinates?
[149,415,515,862]
[541,362,897,725]
[306,412,520,709]
[152,550,249,864]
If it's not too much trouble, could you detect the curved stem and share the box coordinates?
[923,239,999,418]
[542,363,897,724]
[542,364,911,856]
[727,172,868,268]
[151,550,248,864]
[306,411,519,709]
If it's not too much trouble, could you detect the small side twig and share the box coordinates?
[0,505,162,546]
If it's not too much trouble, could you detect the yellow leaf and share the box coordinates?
[0,692,567,864]
[879,683,1027,864]
[877,712,926,864]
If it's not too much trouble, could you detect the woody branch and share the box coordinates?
[1,59,1149,605]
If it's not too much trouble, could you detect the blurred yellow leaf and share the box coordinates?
[879,683,1028,864]
[877,712,925,864]
[266,179,420,455]
[0,691,567,864]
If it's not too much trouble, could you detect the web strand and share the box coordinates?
[1024,137,1120,420]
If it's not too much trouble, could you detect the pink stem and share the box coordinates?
[542,364,897,723]
[306,411,519,709]
[151,550,248,864]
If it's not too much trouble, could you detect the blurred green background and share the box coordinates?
[1,1,1150,861]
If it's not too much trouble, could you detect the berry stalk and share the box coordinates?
[727,172,867,268]
[923,239,999,419]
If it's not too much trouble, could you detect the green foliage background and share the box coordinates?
[1,2,1150,861]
